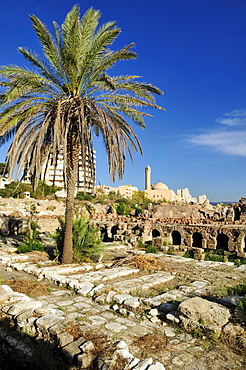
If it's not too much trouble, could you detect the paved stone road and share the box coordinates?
[0,246,245,369]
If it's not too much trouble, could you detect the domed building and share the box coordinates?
[144,165,180,202]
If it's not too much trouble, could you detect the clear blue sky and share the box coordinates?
[0,0,246,202]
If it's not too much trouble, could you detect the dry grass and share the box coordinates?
[2,277,55,298]
[132,333,168,356]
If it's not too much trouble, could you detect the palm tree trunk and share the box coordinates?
[61,136,80,264]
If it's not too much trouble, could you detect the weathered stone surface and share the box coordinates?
[166,312,180,323]
[105,322,128,332]
[35,314,65,335]
[123,296,140,309]
[7,300,43,316]
[0,285,10,307]
[49,319,75,337]
[179,297,230,335]
[62,337,86,363]
[15,309,35,323]
[57,331,74,347]
[148,362,166,370]
[79,340,94,353]
[114,294,133,304]
[132,358,153,369]
[89,283,105,297]
[77,282,94,295]
[88,315,106,325]
[77,352,94,368]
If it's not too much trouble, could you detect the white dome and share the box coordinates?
[152,182,169,190]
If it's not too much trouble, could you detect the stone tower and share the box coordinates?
[145,165,151,190]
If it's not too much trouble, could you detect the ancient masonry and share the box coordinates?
[1,198,246,258]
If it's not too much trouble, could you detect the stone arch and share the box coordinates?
[111,225,119,241]
[216,233,229,251]
[152,229,161,238]
[100,227,108,242]
[234,207,241,221]
[172,230,181,245]
[242,235,246,253]
[192,232,203,248]
[132,225,142,236]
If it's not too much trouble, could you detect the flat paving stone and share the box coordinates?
[105,322,128,332]
[57,300,75,307]
[88,315,107,325]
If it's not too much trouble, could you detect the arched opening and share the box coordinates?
[100,227,108,242]
[192,232,203,248]
[216,233,229,251]
[132,225,142,236]
[172,230,181,245]
[244,236,246,252]
[234,207,241,221]
[152,229,160,238]
[111,225,119,241]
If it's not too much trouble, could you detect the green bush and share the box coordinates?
[55,211,103,262]
[76,192,94,201]
[17,240,45,253]
[137,240,146,249]
[17,208,45,253]
[0,180,61,198]
[204,251,224,262]
[183,250,194,258]
[145,245,158,254]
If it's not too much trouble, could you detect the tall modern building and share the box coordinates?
[24,149,96,194]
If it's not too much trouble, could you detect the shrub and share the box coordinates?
[17,240,45,253]
[137,241,146,249]
[145,245,158,254]
[55,210,103,262]
[204,251,224,262]
[17,205,45,253]
[76,192,94,201]
[183,250,194,258]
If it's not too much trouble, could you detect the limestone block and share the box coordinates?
[7,300,43,316]
[79,340,95,353]
[148,363,166,370]
[89,283,105,297]
[179,296,230,335]
[105,290,116,303]
[132,358,153,369]
[127,357,141,369]
[0,285,10,307]
[77,352,94,368]
[77,282,94,295]
[15,309,35,323]
[95,293,106,304]
[114,294,133,304]
[88,315,106,325]
[0,285,13,293]
[57,331,74,347]
[35,314,65,335]
[62,337,86,363]
[123,297,140,309]
[49,318,75,337]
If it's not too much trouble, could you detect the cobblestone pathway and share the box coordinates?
[0,246,245,369]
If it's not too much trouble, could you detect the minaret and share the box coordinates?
[145,165,151,190]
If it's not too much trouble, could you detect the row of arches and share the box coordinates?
[151,228,231,251]
[99,223,246,253]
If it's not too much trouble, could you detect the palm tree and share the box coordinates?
[0,6,165,264]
